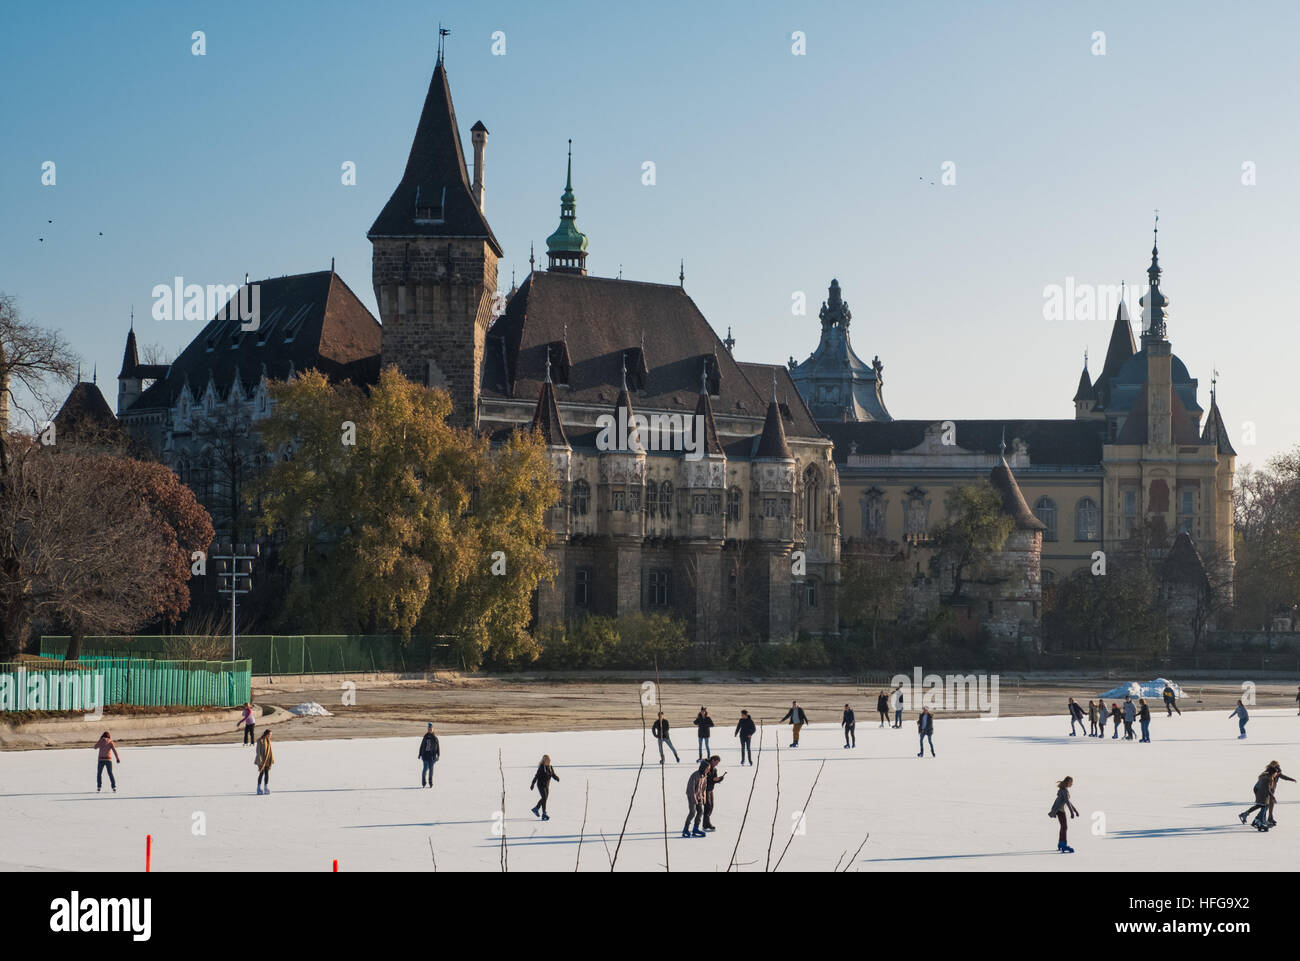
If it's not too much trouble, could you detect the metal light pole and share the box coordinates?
[214,542,259,661]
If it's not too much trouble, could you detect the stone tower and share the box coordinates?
[369,52,502,429]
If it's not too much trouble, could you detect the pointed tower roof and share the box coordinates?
[755,377,794,460]
[1139,217,1169,343]
[545,140,589,275]
[1162,530,1209,586]
[1099,297,1137,388]
[989,454,1048,531]
[119,326,139,378]
[693,362,724,456]
[529,358,569,448]
[1201,385,1237,456]
[368,56,502,254]
[1073,360,1095,403]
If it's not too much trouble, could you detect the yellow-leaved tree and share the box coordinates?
[251,368,558,667]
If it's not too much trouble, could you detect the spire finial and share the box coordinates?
[679,259,685,287]
[1212,367,1219,400]
[330,256,335,273]
[565,139,573,192]
[92,363,97,384]
[700,358,708,395]
[77,363,82,382]
[999,424,1007,457]
[621,353,629,391]
[129,305,134,330]
[770,369,778,403]
[437,23,449,63]
[529,242,535,272]
[1083,348,1088,369]
[544,350,552,385]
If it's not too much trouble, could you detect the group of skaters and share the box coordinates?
[1066,685,1184,742]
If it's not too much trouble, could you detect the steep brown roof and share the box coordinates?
[755,396,794,460]
[529,375,568,448]
[368,59,502,255]
[989,456,1048,531]
[485,271,822,439]
[53,381,119,439]
[1073,366,1095,403]
[1162,531,1210,586]
[1201,395,1236,456]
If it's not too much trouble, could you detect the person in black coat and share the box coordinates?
[703,755,726,831]
[694,707,715,760]
[652,711,680,764]
[876,691,890,727]
[1067,697,1087,737]
[1138,699,1152,742]
[842,704,856,748]
[418,722,440,787]
[734,710,757,765]
[779,701,809,747]
[916,708,935,757]
[530,755,560,821]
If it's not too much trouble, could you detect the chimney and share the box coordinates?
[471,121,488,213]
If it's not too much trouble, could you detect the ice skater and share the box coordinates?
[876,691,890,727]
[1138,699,1152,742]
[916,707,935,757]
[418,722,440,787]
[1122,696,1136,740]
[1229,700,1249,739]
[236,702,256,745]
[734,709,756,765]
[255,729,274,795]
[682,760,708,837]
[703,755,726,831]
[694,707,715,760]
[1068,697,1086,736]
[1087,700,1099,737]
[780,700,809,747]
[842,703,856,748]
[893,686,905,728]
[530,755,559,820]
[1295,686,1299,716]
[1239,767,1275,831]
[1109,702,1122,739]
[1162,684,1181,717]
[1049,776,1079,852]
[94,731,120,793]
[652,711,680,764]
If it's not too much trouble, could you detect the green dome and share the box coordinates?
[545,141,588,255]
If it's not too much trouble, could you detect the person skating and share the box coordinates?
[1049,776,1080,852]
[1122,696,1136,741]
[1087,700,1099,737]
[530,755,560,820]
[1109,702,1122,739]
[876,691,890,727]
[734,710,756,765]
[893,686,905,728]
[1264,761,1294,826]
[418,722,440,787]
[236,702,256,745]
[652,711,680,764]
[94,731,121,793]
[780,701,809,747]
[255,729,274,795]
[916,707,935,757]
[1229,700,1249,739]
[703,755,726,831]
[682,760,708,837]
[694,707,715,760]
[1239,768,1275,831]
[1162,684,1182,717]
[1295,686,1299,716]
[1068,698,1087,736]
[842,703,856,748]
[1138,699,1152,742]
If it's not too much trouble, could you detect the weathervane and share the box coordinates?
[437,23,450,61]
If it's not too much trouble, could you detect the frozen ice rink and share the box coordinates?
[3,708,1297,871]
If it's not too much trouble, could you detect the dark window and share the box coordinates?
[658,482,673,518]
[648,569,672,607]
[709,492,722,515]
[727,487,742,522]
[692,493,707,515]
[1035,497,1058,542]
[574,567,591,608]
[1075,498,1099,541]
[571,480,590,516]
[646,481,658,516]
[613,490,626,511]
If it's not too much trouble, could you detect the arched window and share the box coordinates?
[571,480,590,517]
[727,487,742,522]
[658,481,673,518]
[1075,497,1099,541]
[803,466,820,532]
[645,480,658,516]
[1034,496,1058,542]
[904,487,929,537]
[861,488,886,536]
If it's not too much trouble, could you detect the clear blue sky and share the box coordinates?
[2,0,1295,468]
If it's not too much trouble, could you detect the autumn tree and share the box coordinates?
[0,440,213,659]
[839,535,910,649]
[1233,451,1300,629]
[928,482,1014,602]
[250,368,559,668]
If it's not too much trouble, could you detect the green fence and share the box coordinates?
[1,657,251,712]
[40,635,458,676]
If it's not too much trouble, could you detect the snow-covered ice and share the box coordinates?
[1099,678,1186,700]
[287,702,332,716]
[2,708,1296,871]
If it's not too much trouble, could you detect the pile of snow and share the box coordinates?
[1098,678,1185,700]
[287,702,333,717]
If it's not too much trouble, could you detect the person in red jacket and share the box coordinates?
[236,702,256,745]
[94,731,121,793]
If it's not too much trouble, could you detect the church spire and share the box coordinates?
[545,140,588,275]
[1140,213,1169,342]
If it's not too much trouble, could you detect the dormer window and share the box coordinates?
[414,185,446,224]
[282,303,312,344]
